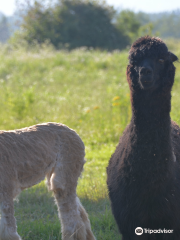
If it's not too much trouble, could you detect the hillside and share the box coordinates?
[0,44,180,239]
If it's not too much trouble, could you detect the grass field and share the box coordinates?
[0,39,180,239]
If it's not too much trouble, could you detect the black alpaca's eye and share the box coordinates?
[159,59,164,64]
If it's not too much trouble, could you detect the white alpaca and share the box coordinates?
[0,122,96,240]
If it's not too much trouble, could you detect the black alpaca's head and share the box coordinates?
[127,36,178,92]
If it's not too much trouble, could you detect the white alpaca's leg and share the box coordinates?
[76,197,96,240]
[49,146,96,240]
[54,189,95,240]
[0,198,21,240]
[54,190,85,240]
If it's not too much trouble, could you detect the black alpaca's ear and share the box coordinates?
[168,51,178,62]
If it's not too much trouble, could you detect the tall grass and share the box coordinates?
[0,39,180,239]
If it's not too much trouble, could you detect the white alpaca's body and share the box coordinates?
[0,122,95,240]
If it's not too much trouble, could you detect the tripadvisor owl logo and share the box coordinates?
[135,227,143,235]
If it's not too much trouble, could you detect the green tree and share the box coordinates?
[16,0,130,50]
[21,1,56,45]
[115,10,141,43]
[138,22,154,37]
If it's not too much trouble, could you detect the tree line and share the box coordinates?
[1,0,180,50]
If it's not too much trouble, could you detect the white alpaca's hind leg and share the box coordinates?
[54,189,95,240]
[49,149,96,240]
[76,197,96,240]
[0,198,21,240]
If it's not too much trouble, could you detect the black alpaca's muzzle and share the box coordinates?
[139,66,154,89]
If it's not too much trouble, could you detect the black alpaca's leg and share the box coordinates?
[121,234,130,240]
[122,233,150,240]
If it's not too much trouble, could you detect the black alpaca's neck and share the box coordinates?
[129,87,173,179]
[131,88,171,133]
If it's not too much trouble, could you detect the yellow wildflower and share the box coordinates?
[94,106,100,110]
[112,102,120,106]
[112,96,120,101]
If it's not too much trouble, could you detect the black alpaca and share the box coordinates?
[107,36,180,240]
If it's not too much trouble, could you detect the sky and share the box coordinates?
[0,0,180,16]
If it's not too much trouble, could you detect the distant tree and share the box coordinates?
[152,10,180,38]
[0,16,10,43]
[16,0,130,50]
[21,1,55,44]
[115,10,141,43]
[134,10,180,39]
[138,22,155,37]
[115,10,158,43]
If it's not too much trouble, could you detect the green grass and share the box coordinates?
[0,40,180,239]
